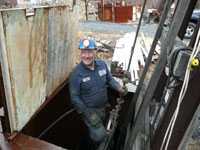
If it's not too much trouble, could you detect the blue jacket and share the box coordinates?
[69,60,120,113]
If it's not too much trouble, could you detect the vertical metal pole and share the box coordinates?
[126,0,192,149]
[111,1,114,22]
[102,0,104,21]
[127,0,147,71]
[85,0,88,20]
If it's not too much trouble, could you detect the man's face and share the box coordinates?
[80,49,95,66]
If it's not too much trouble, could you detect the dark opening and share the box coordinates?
[22,82,134,150]
[0,65,11,133]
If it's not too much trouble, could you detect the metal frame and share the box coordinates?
[124,0,193,149]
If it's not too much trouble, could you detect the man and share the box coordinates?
[69,39,126,147]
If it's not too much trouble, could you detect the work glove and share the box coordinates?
[84,111,102,128]
[119,86,128,96]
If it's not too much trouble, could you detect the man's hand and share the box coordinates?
[84,111,102,128]
[89,112,102,127]
[119,86,128,96]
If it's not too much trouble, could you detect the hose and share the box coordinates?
[38,108,75,138]
[161,27,200,150]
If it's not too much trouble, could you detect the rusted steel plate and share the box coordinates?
[0,6,78,132]
[11,133,66,150]
[0,133,66,150]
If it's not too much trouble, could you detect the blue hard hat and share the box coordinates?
[79,39,96,50]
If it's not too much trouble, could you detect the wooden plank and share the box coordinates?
[0,12,15,132]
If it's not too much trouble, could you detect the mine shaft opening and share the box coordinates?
[21,81,134,150]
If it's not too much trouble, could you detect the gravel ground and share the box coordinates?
[79,20,157,35]
[79,21,136,33]
[78,20,158,53]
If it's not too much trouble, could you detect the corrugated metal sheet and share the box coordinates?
[47,6,77,96]
[0,6,78,132]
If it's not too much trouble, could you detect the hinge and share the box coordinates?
[26,7,35,17]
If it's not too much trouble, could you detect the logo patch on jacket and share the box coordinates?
[82,76,91,82]
[98,69,107,76]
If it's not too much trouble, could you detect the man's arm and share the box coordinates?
[104,62,128,95]
[105,63,122,92]
[69,72,87,114]
[69,72,101,127]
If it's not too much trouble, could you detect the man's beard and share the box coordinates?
[83,60,94,68]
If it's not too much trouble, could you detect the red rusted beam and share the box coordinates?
[0,133,65,150]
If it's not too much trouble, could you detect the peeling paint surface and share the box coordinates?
[0,6,78,131]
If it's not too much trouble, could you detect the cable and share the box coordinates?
[127,0,148,71]
[162,40,199,150]
[161,32,200,150]
[126,0,174,131]
[160,70,190,150]
[164,69,190,150]
[164,28,200,150]
[144,77,177,146]
[160,28,200,150]
[165,29,200,149]
[38,108,75,138]
[124,0,176,148]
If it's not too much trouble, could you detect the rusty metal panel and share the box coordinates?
[0,8,48,131]
[0,6,78,132]
[11,133,66,149]
[46,6,78,96]
[0,133,66,149]
[114,6,133,23]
